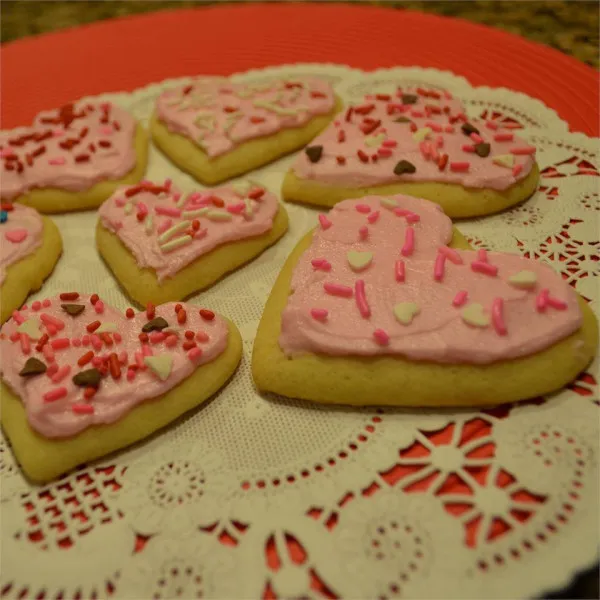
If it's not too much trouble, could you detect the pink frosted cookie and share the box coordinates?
[282,87,540,218]
[0,101,148,213]
[253,196,597,407]
[150,77,342,185]
[96,179,288,306]
[0,203,62,323]
[0,293,242,482]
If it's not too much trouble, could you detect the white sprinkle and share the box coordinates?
[206,210,233,222]
[244,198,254,220]
[160,235,193,253]
[182,208,209,219]
[158,220,191,244]
[145,214,154,235]
[124,202,133,215]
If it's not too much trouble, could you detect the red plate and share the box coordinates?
[2,4,598,134]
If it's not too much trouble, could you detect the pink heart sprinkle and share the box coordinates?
[5,229,28,243]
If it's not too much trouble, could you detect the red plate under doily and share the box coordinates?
[1,3,598,136]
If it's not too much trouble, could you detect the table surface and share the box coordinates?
[1,2,598,599]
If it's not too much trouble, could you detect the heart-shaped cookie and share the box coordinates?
[282,87,539,218]
[253,195,597,407]
[0,203,62,323]
[0,293,242,482]
[151,76,341,185]
[0,102,148,213]
[96,179,289,306]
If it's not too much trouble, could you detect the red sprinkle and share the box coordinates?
[75,154,90,163]
[344,107,354,123]
[310,90,327,99]
[182,340,197,351]
[90,294,99,305]
[185,330,195,340]
[72,403,94,415]
[354,103,375,115]
[50,338,70,350]
[375,94,391,101]
[109,353,121,380]
[59,292,79,301]
[78,350,94,366]
[250,116,265,124]
[35,333,50,351]
[337,130,346,143]
[191,219,200,231]
[44,387,67,403]
[357,150,369,163]
[86,320,101,333]
[360,119,381,135]
[84,387,97,400]
[336,156,346,165]
[177,310,187,325]
[248,188,265,200]
[146,302,155,319]
[199,309,215,321]
[175,303,183,313]
[125,308,135,319]
[211,196,225,208]
[438,154,449,171]
[101,332,113,346]
[139,333,149,343]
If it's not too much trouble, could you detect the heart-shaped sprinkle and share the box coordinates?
[493,154,515,168]
[508,270,538,289]
[364,133,386,148]
[412,127,432,142]
[461,123,479,136]
[5,229,28,244]
[144,354,173,381]
[16,318,42,339]
[380,197,399,209]
[393,160,416,176]
[401,94,418,105]
[474,143,491,158]
[393,302,420,325]
[231,180,253,196]
[0,211,7,224]
[61,304,85,316]
[96,322,118,333]
[73,368,102,388]
[305,145,323,163]
[142,317,169,333]
[393,116,412,124]
[347,251,373,272]
[461,303,490,328]
[19,357,47,377]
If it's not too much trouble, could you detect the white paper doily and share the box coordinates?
[1,64,598,600]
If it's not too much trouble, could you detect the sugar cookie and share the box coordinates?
[0,102,148,213]
[253,196,597,407]
[0,294,242,482]
[96,180,288,306]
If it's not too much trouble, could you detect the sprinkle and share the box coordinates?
[51,365,71,384]
[357,149,369,163]
[452,290,468,307]
[84,386,97,399]
[50,338,70,350]
[44,387,67,403]
[355,280,371,318]
[17,319,42,339]
[510,146,536,156]
[182,208,209,220]
[146,302,155,319]
[435,135,444,148]
[46,363,59,378]
[78,350,94,366]
[486,121,499,130]
[311,258,332,271]
[187,348,203,362]
[401,227,415,257]
[87,320,101,333]
[425,121,443,133]
[412,127,432,142]
[126,308,135,319]
[356,204,371,214]
[124,203,133,215]
[512,164,524,177]
[393,160,416,176]
[536,289,551,312]
[444,125,455,133]
[395,260,405,282]
[347,250,373,271]
[91,335,103,351]
[471,261,498,276]
[439,245,463,265]
[450,161,470,172]
[493,154,515,168]
[377,147,393,158]
[155,205,182,218]
[72,404,94,415]
[393,302,420,325]
[160,235,193,253]
[461,303,490,328]
[462,144,475,153]
[508,270,537,289]
[31,301,42,311]
[494,133,514,142]
[141,343,153,357]
[226,202,245,215]
[126,369,136,381]
[90,294,99,305]
[42,344,55,363]
[305,146,323,163]
[206,210,232,222]
[40,313,65,330]
[433,253,446,282]
[470,133,483,144]
[382,140,397,148]
[19,334,31,355]
[158,220,192,244]
[437,154,449,171]
[336,156,346,165]
[109,353,121,379]
[165,334,178,347]
[359,226,369,240]
[42,299,51,308]
[177,309,187,325]
[547,295,568,310]
[324,282,353,298]
[310,308,328,321]
[19,357,47,377]
[135,352,145,370]
[199,309,215,321]
[373,329,389,346]
[474,143,491,158]
[60,292,79,301]
[491,298,507,335]
[318,214,332,230]
[380,198,398,209]
[367,211,380,224]
[144,354,173,381]
[149,331,166,344]
[35,333,49,351]
[94,300,105,314]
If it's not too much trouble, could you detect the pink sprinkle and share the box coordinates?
[9,332,19,342]
[401,226,415,257]
[100,125,113,135]
[486,121,499,130]
[40,313,65,330]
[72,338,81,347]
[470,133,483,143]
[155,205,182,218]
[141,344,153,357]
[355,204,371,214]
[157,218,173,235]
[494,133,514,142]
[115,197,126,207]
[411,110,424,118]
[164,178,172,190]
[172,192,183,206]
[46,324,58,336]
[310,308,328,321]
[395,260,405,282]
[127,369,136,382]
[461,144,475,153]
[21,305,28,310]
[477,248,488,262]
[31,301,42,311]
[405,212,420,224]
[52,128,65,137]
[444,125,455,133]
[355,279,371,318]
[19,334,31,355]
[226,202,246,214]
[367,211,380,224]
[439,245,463,265]
[436,135,444,148]
[373,329,390,346]
[324,282,353,298]
[113,332,122,343]
[48,157,66,166]
[450,161,470,172]
[471,261,498,276]
[50,337,70,350]
[0,148,15,158]
[491,298,507,336]
[11,310,25,325]
[42,345,55,363]
[165,334,178,347]
[452,290,468,307]
[42,299,51,308]
[318,214,332,230]
[547,293,568,311]
[359,226,369,240]
[5,229,28,243]
[311,258,332,271]
[510,146,536,156]
[434,253,446,282]
[377,147,393,157]
[512,164,523,177]
[382,140,397,148]
[82,334,90,346]
[196,331,210,343]
[91,335,103,351]
[44,387,67,403]
[92,356,102,367]
[188,347,203,362]
[149,331,166,344]
[194,228,208,240]
[51,365,71,384]
[419,141,431,160]
[425,121,443,133]
[135,351,145,369]
[137,201,149,216]
[118,351,128,364]
[72,404,94,415]
[46,363,59,378]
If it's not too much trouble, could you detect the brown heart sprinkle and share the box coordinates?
[142,317,169,333]
[461,122,480,136]
[73,368,102,388]
[475,143,491,158]
[19,357,47,377]
[393,160,417,176]
[61,303,86,316]
[305,145,323,163]
[393,116,412,124]
[401,94,418,105]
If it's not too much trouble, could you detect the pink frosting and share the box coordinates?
[0,102,138,200]
[0,294,228,438]
[155,76,336,158]
[98,180,279,281]
[279,196,582,364]
[292,87,536,191]
[0,204,43,285]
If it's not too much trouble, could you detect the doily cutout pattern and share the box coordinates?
[0,64,598,599]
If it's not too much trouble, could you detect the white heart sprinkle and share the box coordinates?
[412,127,432,142]
[492,154,515,168]
[461,303,490,328]
[144,354,174,381]
[347,251,373,271]
[16,319,42,340]
[364,133,386,148]
[95,322,118,333]
[380,198,399,209]
[393,302,420,325]
[508,270,537,289]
